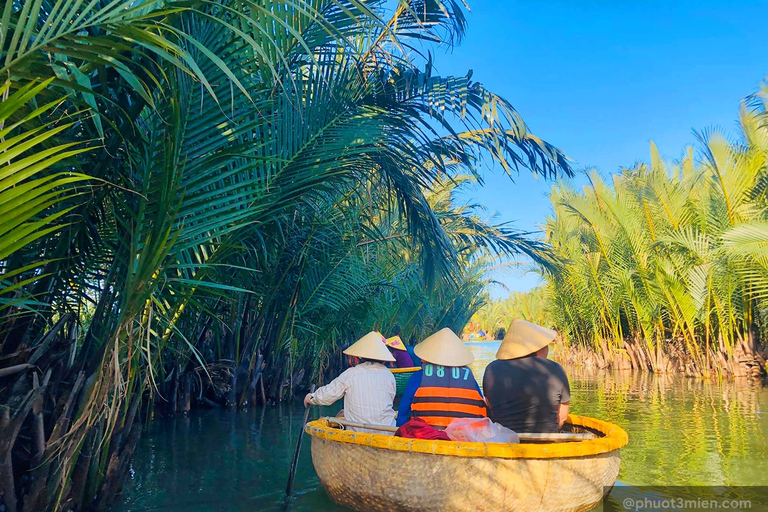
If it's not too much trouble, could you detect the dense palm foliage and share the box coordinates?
[0,1,572,510]
[470,285,551,339]
[475,88,768,377]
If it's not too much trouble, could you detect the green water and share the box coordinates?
[115,342,768,511]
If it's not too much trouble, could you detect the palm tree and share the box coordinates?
[511,88,768,376]
[0,1,573,510]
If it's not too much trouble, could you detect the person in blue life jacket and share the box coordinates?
[397,328,487,427]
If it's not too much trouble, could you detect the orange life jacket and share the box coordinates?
[411,364,487,427]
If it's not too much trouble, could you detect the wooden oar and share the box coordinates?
[285,384,315,499]
[322,417,596,442]
[515,432,596,442]
[324,417,398,433]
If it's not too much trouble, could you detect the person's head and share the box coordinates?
[347,355,376,367]
[496,320,557,361]
[413,328,474,367]
[342,331,395,365]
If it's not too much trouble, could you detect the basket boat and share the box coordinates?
[305,414,628,512]
[389,367,420,398]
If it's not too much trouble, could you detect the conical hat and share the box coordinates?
[343,331,395,362]
[385,335,407,351]
[496,319,557,360]
[414,328,474,367]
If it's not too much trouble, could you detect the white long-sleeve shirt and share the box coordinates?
[310,362,396,432]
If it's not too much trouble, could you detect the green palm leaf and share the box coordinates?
[0,80,91,282]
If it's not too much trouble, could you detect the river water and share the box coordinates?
[114,342,768,511]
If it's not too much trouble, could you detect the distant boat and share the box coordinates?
[389,366,420,398]
[306,415,628,512]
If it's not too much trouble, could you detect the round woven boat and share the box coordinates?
[306,414,628,512]
[390,367,420,398]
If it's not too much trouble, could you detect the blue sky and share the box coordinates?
[433,1,768,297]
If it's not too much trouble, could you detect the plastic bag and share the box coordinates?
[444,417,519,444]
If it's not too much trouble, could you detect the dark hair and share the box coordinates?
[347,356,379,366]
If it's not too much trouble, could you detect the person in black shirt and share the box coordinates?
[482,320,570,434]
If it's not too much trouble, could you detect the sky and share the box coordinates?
[430,1,768,297]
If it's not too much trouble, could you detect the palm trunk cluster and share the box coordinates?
[0,1,572,510]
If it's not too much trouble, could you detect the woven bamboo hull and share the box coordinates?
[390,367,420,398]
[306,415,627,512]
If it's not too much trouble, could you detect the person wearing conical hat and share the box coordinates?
[304,331,397,432]
[483,319,570,434]
[405,335,422,367]
[389,325,421,367]
[385,335,414,368]
[396,328,487,428]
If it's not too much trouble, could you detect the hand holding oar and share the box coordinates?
[285,384,316,500]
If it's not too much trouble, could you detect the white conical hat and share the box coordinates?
[343,331,395,362]
[414,328,474,367]
[496,319,557,360]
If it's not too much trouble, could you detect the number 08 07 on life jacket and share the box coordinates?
[411,363,487,427]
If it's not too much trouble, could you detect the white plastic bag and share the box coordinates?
[486,422,520,444]
[444,417,519,444]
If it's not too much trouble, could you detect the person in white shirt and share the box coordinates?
[304,331,396,433]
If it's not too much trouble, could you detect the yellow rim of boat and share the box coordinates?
[305,414,628,459]
[390,367,421,373]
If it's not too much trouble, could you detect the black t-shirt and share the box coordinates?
[482,356,571,433]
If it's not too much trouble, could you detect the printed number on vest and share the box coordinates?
[452,367,471,379]
[424,364,471,380]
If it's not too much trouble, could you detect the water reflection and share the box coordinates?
[569,368,768,486]
[468,342,768,486]
[115,343,768,511]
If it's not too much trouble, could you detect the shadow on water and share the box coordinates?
[114,342,768,511]
[114,403,349,512]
